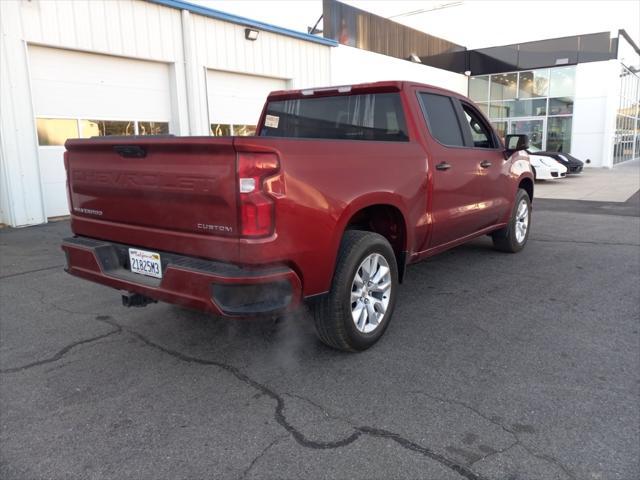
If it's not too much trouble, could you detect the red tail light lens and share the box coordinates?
[238,153,279,237]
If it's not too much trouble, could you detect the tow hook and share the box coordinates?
[121,292,157,308]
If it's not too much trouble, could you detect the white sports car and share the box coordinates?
[528,152,567,180]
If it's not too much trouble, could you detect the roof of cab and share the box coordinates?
[266,80,467,100]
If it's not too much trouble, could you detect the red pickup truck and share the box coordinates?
[62,81,533,351]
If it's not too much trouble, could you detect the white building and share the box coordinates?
[5,1,635,229]
[0,0,466,228]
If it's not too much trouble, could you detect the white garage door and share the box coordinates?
[29,46,171,218]
[207,70,287,136]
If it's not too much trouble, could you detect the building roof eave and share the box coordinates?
[148,0,338,47]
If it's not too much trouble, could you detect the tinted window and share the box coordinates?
[419,93,464,147]
[260,92,408,141]
[461,104,495,148]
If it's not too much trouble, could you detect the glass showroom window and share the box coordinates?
[547,117,572,152]
[546,66,576,152]
[613,65,640,163]
[518,70,549,98]
[469,76,490,114]
[614,65,640,164]
[471,66,576,152]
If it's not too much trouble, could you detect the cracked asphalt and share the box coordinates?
[1,196,639,480]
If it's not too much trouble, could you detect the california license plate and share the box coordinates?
[129,248,162,279]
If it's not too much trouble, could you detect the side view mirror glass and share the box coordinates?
[505,134,529,152]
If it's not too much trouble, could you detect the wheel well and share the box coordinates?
[345,204,407,281]
[519,177,534,201]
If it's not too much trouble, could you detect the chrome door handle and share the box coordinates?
[436,162,451,171]
[480,160,492,168]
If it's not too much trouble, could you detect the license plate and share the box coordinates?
[129,248,162,279]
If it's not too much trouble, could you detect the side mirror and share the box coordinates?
[504,134,529,156]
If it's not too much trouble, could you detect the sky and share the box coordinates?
[192,0,640,50]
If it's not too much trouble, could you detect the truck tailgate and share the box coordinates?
[65,137,239,255]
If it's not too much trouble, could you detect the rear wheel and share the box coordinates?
[492,188,531,253]
[312,231,398,352]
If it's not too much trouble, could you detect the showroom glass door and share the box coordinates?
[509,118,546,150]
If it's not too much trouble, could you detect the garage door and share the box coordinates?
[29,46,171,218]
[207,70,287,136]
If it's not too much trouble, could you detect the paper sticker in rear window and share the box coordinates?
[264,115,280,128]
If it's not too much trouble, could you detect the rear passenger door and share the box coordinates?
[418,92,506,249]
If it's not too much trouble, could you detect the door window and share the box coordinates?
[419,93,465,147]
[461,104,496,148]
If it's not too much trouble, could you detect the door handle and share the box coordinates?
[480,160,492,168]
[436,162,451,171]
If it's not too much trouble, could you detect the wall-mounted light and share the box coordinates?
[245,28,259,41]
[464,70,472,76]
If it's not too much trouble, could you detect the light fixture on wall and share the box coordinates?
[245,28,259,41]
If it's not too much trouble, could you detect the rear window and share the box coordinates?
[260,92,409,142]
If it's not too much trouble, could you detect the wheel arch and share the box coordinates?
[332,195,410,283]
[518,176,534,202]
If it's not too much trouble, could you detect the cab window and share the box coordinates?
[418,93,465,147]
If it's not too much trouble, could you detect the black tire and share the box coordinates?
[492,188,531,253]
[312,230,398,352]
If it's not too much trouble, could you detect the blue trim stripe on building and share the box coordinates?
[148,0,338,47]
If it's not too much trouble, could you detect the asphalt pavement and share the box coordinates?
[1,196,638,480]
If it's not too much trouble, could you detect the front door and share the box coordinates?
[416,92,509,251]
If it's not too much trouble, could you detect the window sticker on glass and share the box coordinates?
[264,114,280,128]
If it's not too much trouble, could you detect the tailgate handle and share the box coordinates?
[113,145,147,158]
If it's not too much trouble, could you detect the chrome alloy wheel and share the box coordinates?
[350,253,392,333]
[515,199,529,244]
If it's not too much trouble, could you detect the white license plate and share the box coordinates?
[129,248,162,279]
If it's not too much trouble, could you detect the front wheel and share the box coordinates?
[492,189,531,253]
[312,231,398,352]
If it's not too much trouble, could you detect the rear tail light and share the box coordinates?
[237,152,280,237]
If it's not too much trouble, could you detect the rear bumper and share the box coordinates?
[61,236,302,317]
